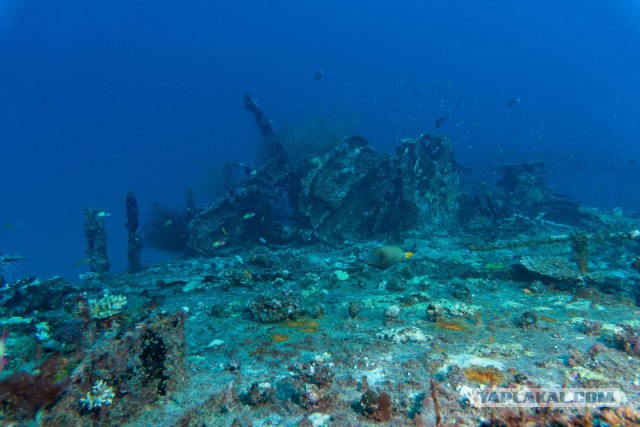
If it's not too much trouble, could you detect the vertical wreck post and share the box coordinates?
[243,94,286,160]
[83,207,111,276]
[125,191,143,272]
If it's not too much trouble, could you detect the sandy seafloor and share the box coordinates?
[2,210,640,426]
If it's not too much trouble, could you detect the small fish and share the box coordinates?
[258,237,267,245]
[74,257,92,267]
[242,212,256,220]
[3,223,14,231]
[212,240,227,248]
[96,210,111,218]
[434,116,447,128]
[523,288,533,295]
[221,226,230,236]
[505,97,520,108]
[163,219,173,227]
[313,69,323,81]
[243,268,253,282]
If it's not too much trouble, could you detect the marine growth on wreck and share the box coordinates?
[1,95,639,426]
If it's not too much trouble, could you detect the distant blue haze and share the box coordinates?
[1,1,639,279]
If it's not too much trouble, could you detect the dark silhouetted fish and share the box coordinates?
[505,97,520,107]
[434,116,447,128]
[313,70,323,81]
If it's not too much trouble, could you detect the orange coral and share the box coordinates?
[272,333,289,343]
[284,318,319,333]
[463,366,505,385]
[435,319,469,332]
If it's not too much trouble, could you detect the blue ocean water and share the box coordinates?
[1,0,639,280]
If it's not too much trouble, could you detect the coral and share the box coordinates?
[38,309,187,425]
[583,319,603,336]
[613,325,640,357]
[358,389,392,422]
[88,293,127,319]
[426,303,443,322]
[384,304,401,321]
[238,382,274,406]
[289,353,334,388]
[377,326,431,344]
[246,291,301,323]
[0,353,71,422]
[519,256,583,282]
[79,380,115,410]
[140,330,169,395]
[330,269,349,281]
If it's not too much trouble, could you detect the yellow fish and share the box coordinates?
[74,257,92,267]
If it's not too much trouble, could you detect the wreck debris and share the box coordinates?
[83,207,111,276]
[125,191,143,272]
[187,97,463,252]
[295,133,460,244]
[497,161,549,212]
[296,134,389,243]
[243,94,286,161]
[394,134,459,230]
[0,254,25,286]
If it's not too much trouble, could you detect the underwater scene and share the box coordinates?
[1,1,640,426]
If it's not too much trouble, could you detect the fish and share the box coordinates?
[163,219,173,227]
[212,240,227,248]
[74,257,92,267]
[243,268,253,282]
[365,246,414,269]
[242,212,256,220]
[96,210,111,218]
[434,116,447,128]
[505,97,520,108]
[221,226,230,236]
[313,70,323,81]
